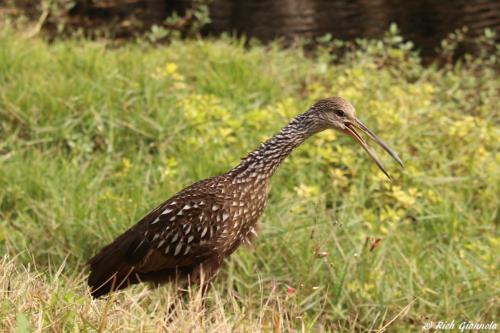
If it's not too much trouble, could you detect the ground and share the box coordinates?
[0,26,498,332]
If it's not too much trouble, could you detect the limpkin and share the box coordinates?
[88,96,403,298]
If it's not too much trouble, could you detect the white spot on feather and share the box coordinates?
[174,243,183,256]
[162,208,173,215]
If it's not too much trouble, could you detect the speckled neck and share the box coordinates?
[229,112,323,179]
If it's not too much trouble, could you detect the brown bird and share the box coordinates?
[88,96,403,298]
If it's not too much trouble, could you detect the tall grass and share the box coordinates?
[0,26,498,332]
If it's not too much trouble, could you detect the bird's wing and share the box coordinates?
[87,177,229,297]
[126,178,227,273]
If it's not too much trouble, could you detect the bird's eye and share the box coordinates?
[335,110,346,117]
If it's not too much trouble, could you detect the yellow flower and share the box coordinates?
[447,115,476,138]
[153,62,185,84]
[336,86,361,102]
[347,280,360,292]
[173,80,187,89]
[388,48,405,61]
[321,130,337,142]
[163,62,178,75]
[422,83,435,94]
[391,186,419,207]
[424,189,441,204]
[362,211,376,226]
[490,236,500,248]
[218,128,237,143]
[121,158,131,175]
[294,184,320,199]
[369,168,388,183]
[162,157,178,180]
[379,206,405,224]
[307,82,327,100]
[171,72,185,81]
[178,94,228,122]
[274,98,297,118]
[364,283,375,292]
[245,108,274,128]
[330,169,349,188]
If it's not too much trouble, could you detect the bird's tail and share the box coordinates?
[87,230,144,298]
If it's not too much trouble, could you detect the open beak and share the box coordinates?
[343,118,404,180]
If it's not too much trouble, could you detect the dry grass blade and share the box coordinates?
[0,25,498,331]
[376,299,416,333]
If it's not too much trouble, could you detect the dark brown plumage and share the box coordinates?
[88,96,403,298]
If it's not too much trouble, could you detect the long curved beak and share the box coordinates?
[343,118,404,180]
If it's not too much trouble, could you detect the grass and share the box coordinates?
[0,25,498,332]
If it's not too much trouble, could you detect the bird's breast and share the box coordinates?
[215,179,269,254]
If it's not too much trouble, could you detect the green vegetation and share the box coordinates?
[0,25,498,332]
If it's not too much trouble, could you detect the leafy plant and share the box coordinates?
[148,0,212,43]
[0,24,498,331]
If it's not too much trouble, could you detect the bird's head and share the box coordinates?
[306,96,404,179]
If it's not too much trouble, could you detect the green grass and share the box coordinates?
[0,26,498,332]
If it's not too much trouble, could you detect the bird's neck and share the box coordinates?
[229,114,322,180]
